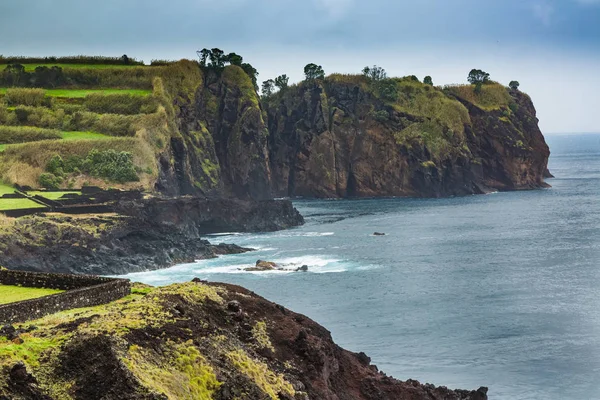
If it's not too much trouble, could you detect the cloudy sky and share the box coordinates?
[1,0,599,133]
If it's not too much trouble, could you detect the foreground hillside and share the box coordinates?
[0,281,488,400]
[0,57,550,199]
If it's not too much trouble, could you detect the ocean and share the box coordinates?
[120,133,600,399]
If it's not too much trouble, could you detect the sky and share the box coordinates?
[1,0,599,133]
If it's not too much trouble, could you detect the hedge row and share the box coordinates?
[0,126,61,144]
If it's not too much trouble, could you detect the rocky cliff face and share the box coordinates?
[0,197,303,275]
[154,63,549,200]
[0,281,488,400]
[265,78,550,198]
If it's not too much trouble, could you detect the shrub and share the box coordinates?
[46,149,139,183]
[68,111,139,136]
[83,93,157,115]
[12,106,66,129]
[0,126,61,144]
[38,172,63,189]
[4,88,49,107]
[60,67,158,89]
[0,55,144,65]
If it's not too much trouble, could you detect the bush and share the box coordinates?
[60,67,158,89]
[45,148,139,183]
[12,106,66,129]
[0,55,144,65]
[38,172,63,189]
[4,88,50,107]
[83,93,157,115]
[68,111,139,136]
[0,126,61,144]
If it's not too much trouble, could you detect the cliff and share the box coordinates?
[0,281,488,400]
[156,65,549,200]
[265,76,550,198]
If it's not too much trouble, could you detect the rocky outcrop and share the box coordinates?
[265,79,550,198]
[0,198,303,275]
[153,63,549,200]
[0,281,488,400]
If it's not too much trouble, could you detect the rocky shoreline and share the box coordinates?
[0,280,488,400]
[0,197,304,275]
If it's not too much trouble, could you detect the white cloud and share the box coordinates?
[532,1,554,25]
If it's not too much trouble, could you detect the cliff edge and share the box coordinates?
[0,281,488,400]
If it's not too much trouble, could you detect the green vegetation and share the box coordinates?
[3,88,49,107]
[0,182,15,195]
[60,131,109,141]
[304,63,325,82]
[83,93,157,115]
[27,191,81,200]
[0,284,63,305]
[445,83,512,110]
[0,198,46,211]
[0,126,61,144]
[226,350,295,399]
[0,88,151,98]
[509,80,520,90]
[125,342,221,399]
[18,64,144,72]
[42,149,140,188]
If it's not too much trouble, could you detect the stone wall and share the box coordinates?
[0,270,130,324]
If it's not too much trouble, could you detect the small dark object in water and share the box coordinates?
[373,232,386,236]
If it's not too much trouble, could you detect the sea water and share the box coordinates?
[120,134,600,399]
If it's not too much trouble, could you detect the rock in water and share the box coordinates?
[245,260,278,271]
[373,232,386,236]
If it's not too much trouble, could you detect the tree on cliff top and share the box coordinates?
[275,74,289,91]
[509,80,520,90]
[424,76,433,86]
[304,64,325,82]
[362,65,387,81]
[197,48,259,91]
[262,79,275,97]
[467,69,491,85]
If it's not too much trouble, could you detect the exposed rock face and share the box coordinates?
[266,80,550,198]
[153,63,549,200]
[0,281,488,400]
[0,198,303,275]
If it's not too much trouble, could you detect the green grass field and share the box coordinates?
[0,88,152,98]
[0,198,46,211]
[0,284,64,305]
[0,144,5,152]
[0,182,16,195]
[60,131,110,141]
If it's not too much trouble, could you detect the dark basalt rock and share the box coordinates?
[0,197,304,276]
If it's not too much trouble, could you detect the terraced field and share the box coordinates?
[0,59,173,197]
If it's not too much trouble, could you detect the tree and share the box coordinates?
[274,74,289,90]
[509,80,520,90]
[304,63,325,81]
[241,63,259,91]
[262,79,275,97]
[467,69,490,85]
[197,48,211,67]
[121,54,130,65]
[362,65,387,81]
[424,76,433,86]
[226,52,243,66]
[209,48,226,70]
